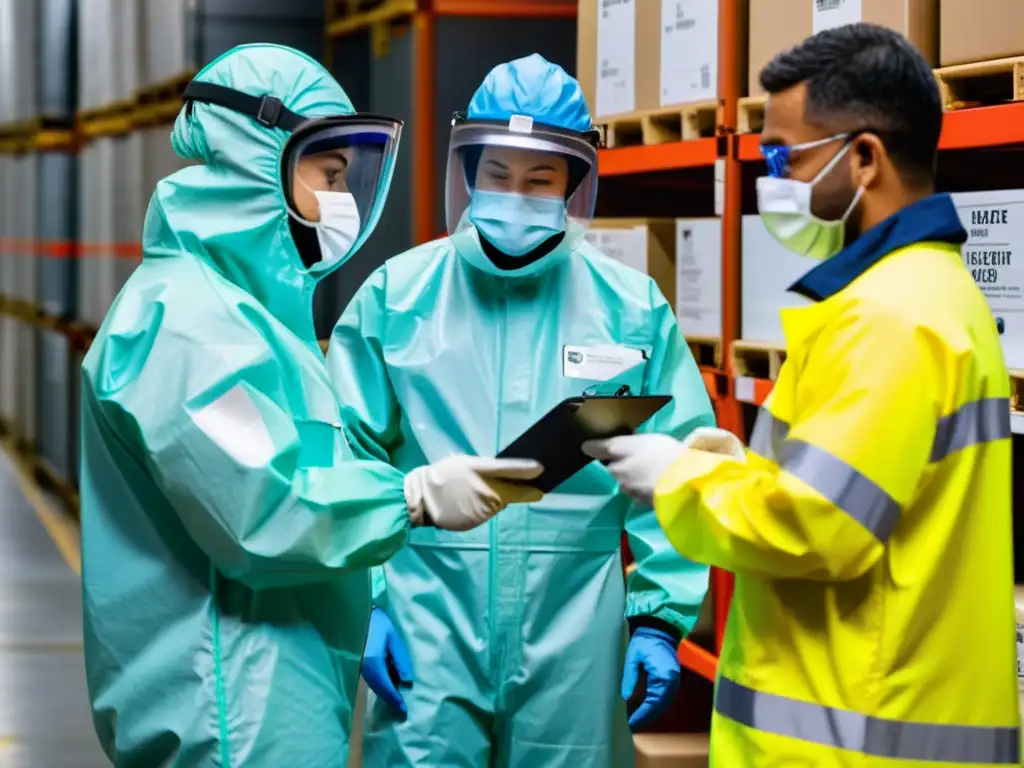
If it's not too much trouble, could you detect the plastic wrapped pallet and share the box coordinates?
[38,0,77,119]
[140,0,325,91]
[37,152,77,319]
[15,155,39,448]
[37,329,72,482]
[70,344,84,488]
[77,0,117,111]
[114,133,145,298]
[0,0,40,123]
[0,154,13,435]
[77,138,117,330]
[740,214,815,345]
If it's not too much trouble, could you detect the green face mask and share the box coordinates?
[756,138,863,260]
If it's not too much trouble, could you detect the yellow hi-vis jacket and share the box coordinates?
[654,195,1020,767]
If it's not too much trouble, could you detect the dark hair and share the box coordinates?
[759,23,941,185]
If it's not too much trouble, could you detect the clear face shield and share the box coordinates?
[445,113,601,257]
[181,80,402,275]
[281,116,402,273]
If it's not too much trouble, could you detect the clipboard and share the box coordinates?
[496,395,672,493]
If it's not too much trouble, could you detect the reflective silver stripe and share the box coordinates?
[779,440,901,542]
[748,409,789,462]
[716,675,1021,763]
[931,397,1011,462]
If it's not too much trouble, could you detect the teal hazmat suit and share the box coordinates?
[326,55,715,768]
[80,45,410,767]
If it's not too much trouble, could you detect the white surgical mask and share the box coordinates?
[308,190,362,273]
[756,141,863,261]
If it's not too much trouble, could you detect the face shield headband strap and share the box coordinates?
[451,111,604,149]
[183,81,306,132]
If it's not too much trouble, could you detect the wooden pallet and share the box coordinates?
[737,95,767,134]
[731,340,787,382]
[598,101,718,149]
[934,56,1024,111]
[686,335,722,368]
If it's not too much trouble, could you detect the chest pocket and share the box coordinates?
[295,420,340,468]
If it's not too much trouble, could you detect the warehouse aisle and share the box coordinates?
[0,450,108,767]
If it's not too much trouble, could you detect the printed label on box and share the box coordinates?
[596,0,636,117]
[585,226,648,274]
[675,218,722,338]
[660,0,718,105]
[741,215,815,345]
[812,0,862,34]
[951,190,1024,369]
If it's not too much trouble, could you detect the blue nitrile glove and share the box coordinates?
[622,627,681,730]
[362,608,413,718]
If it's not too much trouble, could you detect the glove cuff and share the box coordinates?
[404,469,427,527]
[629,621,681,647]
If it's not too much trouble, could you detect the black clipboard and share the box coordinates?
[496,395,672,493]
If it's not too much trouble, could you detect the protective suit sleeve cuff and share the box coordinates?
[653,448,734,521]
[627,616,682,644]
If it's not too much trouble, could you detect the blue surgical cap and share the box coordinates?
[467,53,592,133]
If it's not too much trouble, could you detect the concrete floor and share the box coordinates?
[0,450,109,767]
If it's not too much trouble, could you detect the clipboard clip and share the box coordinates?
[582,384,633,397]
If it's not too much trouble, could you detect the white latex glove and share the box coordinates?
[583,428,745,506]
[582,434,687,506]
[405,456,544,531]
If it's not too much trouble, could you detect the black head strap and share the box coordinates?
[183,81,306,132]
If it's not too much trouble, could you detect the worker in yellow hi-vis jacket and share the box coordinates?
[585,23,1020,768]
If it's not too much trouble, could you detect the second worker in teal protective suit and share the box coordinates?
[327,55,715,767]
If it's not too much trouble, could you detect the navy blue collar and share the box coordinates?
[790,193,967,302]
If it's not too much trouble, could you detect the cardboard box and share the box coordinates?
[941,0,1024,66]
[578,1,737,116]
[950,189,1024,370]
[578,0,644,117]
[748,0,937,97]
[740,215,815,345]
[634,733,709,767]
[675,218,722,340]
[585,218,676,308]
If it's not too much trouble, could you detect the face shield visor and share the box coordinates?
[181,81,402,275]
[281,117,401,272]
[445,112,600,257]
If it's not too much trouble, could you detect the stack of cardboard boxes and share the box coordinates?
[579,0,1024,364]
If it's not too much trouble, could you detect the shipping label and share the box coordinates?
[676,218,722,338]
[952,191,1024,368]
[812,0,862,34]
[660,0,718,105]
[584,226,648,274]
[596,0,636,116]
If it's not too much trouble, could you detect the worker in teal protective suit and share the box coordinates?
[79,44,543,768]
[326,54,715,768]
